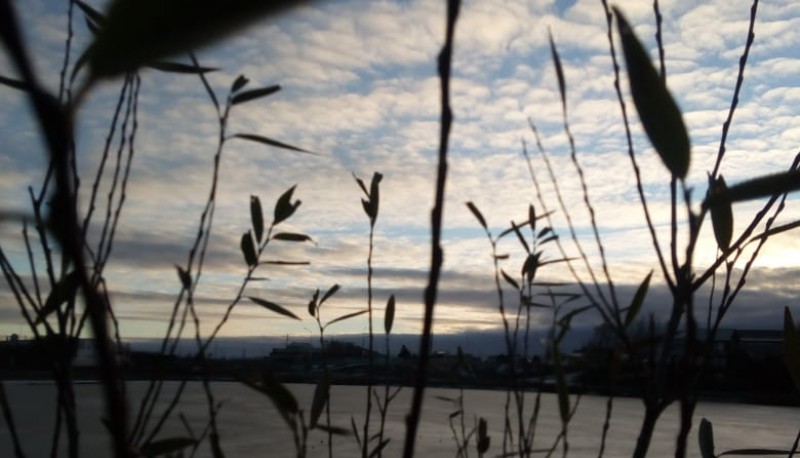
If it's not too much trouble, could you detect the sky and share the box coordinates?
[1,0,799,355]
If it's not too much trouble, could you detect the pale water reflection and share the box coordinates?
[2,381,797,457]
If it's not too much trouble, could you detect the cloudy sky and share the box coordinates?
[1,0,799,353]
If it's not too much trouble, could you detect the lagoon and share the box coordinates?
[1,381,797,457]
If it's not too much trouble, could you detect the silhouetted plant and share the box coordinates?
[2,0,800,457]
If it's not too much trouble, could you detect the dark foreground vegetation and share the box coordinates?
[1,0,800,457]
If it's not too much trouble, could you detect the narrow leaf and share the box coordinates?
[368,172,383,223]
[501,269,520,291]
[84,16,101,35]
[75,1,106,24]
[783,307,800,391]
[465,202,487,230]
[146,61,218,74]
[384,294,396,334]
[231,85,280,105]
[511,222,530,254]
[0,74,29,92]
[698,418,715,458]
[315,424,351,436]
[231,74,249,93]
[309,376,329,429]
[175,265,191,290]
[353,173,369,196]
[140,437,197,457]
[308,289,319,318]
[238,372,300,417]
[320,284,340,306]
[709,175,733,251]
[528,204,536,232]
[549,31,566,109]
[351,417,362,448]
[248,296,300,320]
[325,309,368,330]
[233,133,316,155]
[272,232,313,243]
[263,260,310,266]
[250,195,264,243]
[614,8,690,180]
[273,185,299,225]
[704,170,800,209]
[85,0,312,79]
[552,348,570,424]
[240,231,257,267]
[477,417,490,454]
[522,252,541,283]
[625,270,652,328]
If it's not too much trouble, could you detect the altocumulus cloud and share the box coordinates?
[0,0,798,344]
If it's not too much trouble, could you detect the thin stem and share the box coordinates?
[653,0,666,80]
[402,2,459,457]
[362,225,375,458]
[0,382,26,458]
[710,0,759,179]
[600,0,674,293]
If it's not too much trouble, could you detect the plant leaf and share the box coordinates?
[501,269,520,291]
[528,204,536,232]
[351,417,362,448]
[231,74,249,93]
[353,173,369,196]
[238,372,299,419]
[175,265,191,290]
[703,170,800,209]
[309,376,329,429]
[308,288,319,318]
[233,133,316,155]
[316,424,351,436]
[272,232,313,243]
[325,309,368,330]
[320,284,340,306]
[369,172,382,207]
[709,175,733,251]
[384,294,396,334]
[140,437,197,457]
[698,418,715,458]
[240,231,257,267]
[522,252,541,283]
[85,0,311,79]
[250,195,264,243]
[465,202,487,230]
[549,31,566,109]
[231,85,280,105]
[510,221,530,254]
[75,1,106,26]
[552,347,570,425]
[614,7,690,180]
[477,417,490,454]
[262,260,310,266]
[625,270,652,328]
[248,296,300,320]
[0,74,29,91]
[273,185,300,226]
[783,307,800,391]
[146,61,217,74]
